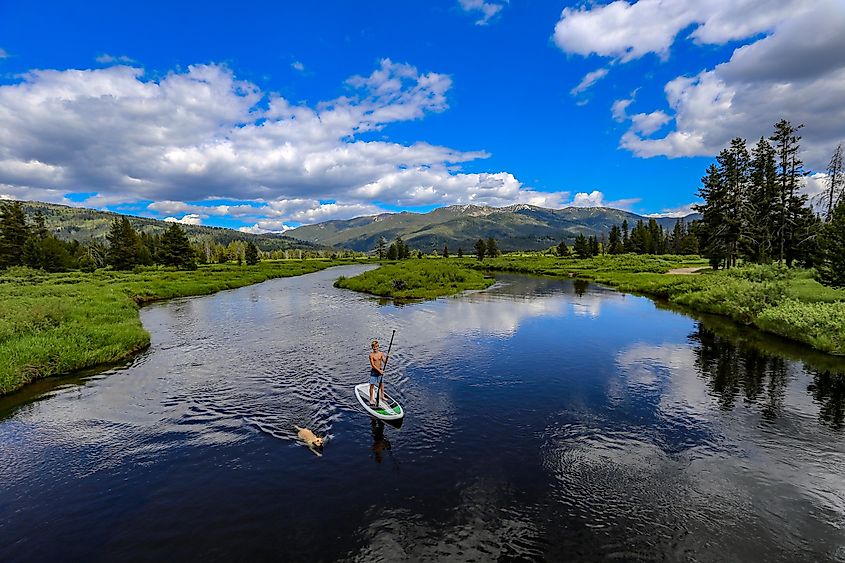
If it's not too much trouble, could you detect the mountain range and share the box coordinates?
[13,201,318,251]
[288,204,700,252]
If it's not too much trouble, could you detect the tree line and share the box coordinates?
[0,201,265,272]
[693,119,844,286]
[549,218,699,259]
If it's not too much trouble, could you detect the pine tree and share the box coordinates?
[457,247,464,258]
[485,236,499,258]
[608,225,622,254]
[387,243,398,260]
[825,143,844,221]
[474,238,486,261]
[621,219,631,253]
[629,220,648,254]
[573,234,590,258]
[556,240,569,257]
[158,223,196,269]
[442,244,449,258]
[376,236,387,260]
[589,235,599,256]
[32,211,48,240]
[817,200,845,286]
[694,164,729,268]
[746,137,778,263]
[106,217,142,270]
[770,120,805,265]
[0,201,31,268]
[245,241,259,265]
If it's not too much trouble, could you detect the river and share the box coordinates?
[1,264,844,562]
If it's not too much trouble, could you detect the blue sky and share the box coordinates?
[0,1,842,232]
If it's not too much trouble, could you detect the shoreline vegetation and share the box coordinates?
[334,253,845,356]
[0,260,346,396]
[334,260,494,299]
[474,254,845,356]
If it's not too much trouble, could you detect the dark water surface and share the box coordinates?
[2,265,844,562]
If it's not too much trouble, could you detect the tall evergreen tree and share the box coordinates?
[485,236,499,258]
[106,217,143,270]
[457,247,463,258]
[158,223,196,269]
[442,244,449,258]
[474,238,486,261]
[608,225,622,254]
[245,241,259,265]
[694,164,729,268]
[376,236,387,260]
[817,200,845,287]
[589,235,599,256]
[0,201,30,268]
[573,233,590,258]
[556,240,570,257]
[770,120,805,264]
[669,220,684,254]
[825,143,844,221]
[621,219,631,253]
[386,242,398,260]
[745,137,778,263]
[629,220,648,254]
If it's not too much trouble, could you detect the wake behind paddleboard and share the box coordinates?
[355,383,405,421]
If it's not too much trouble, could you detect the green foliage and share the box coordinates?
[0,201,31,268]
[0,260,339,395]
[757,300,845,355]
[245,241,260,265]
[106,217,144,270]
[335,260,493,299]
[817,200,845,287]
[157,223,197,269]
[474,239,486,261]
[478,256,845,356]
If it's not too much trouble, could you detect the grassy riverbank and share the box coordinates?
[334,260,494,299]
[0,260,344,395]
[476,254,845,356]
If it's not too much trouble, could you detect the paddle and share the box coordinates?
[375,329,395,409]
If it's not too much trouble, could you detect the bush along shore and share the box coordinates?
[474,254,845,356]
[334,259,494,300]
[0,260,345,396]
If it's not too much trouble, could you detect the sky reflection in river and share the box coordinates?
[1,264,844,562]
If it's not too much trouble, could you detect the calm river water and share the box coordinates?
[1,264,844,562]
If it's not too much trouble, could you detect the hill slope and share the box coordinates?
[14,201,318,251]
[289,204,699,252]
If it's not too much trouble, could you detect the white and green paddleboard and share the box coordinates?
[355,383,405,421]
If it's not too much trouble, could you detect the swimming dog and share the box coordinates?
[295,425,325,448]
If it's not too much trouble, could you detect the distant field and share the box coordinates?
[0,260,350,395]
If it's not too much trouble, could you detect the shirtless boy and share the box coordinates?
[368,340,386,406]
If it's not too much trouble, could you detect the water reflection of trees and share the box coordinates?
[807,370,845,430]
[690,324,787,421]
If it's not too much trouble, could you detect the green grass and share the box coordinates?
[0,260,345,395]
[334,259,494,299]
[473,254,845,356]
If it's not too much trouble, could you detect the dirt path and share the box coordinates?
[665,267,708,275]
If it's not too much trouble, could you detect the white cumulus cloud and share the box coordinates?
[164,213,202,225]
[555,0,845,169]
[0,58,578,224]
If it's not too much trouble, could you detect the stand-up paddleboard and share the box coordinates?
[355,383,405,421]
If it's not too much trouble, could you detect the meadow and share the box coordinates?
[334,259,494,299]
[0,260,343,395]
